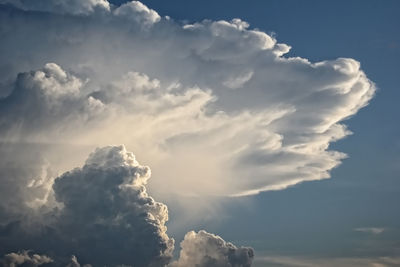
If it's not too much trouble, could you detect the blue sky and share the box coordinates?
[0,0,399,266]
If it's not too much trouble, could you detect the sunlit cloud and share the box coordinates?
[0,0,375,198]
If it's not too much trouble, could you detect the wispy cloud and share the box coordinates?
[355,227,386,235]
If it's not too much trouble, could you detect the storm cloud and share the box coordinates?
[0,0,377,265]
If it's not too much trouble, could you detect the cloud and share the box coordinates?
[0,63,104,141]
[0,59,375,197]
[0,143,58,226]
[1,250,53,267]
[0,0,110,15]
[66,255,92,267]
[0,0,378,265]
[0,2,377,251]
[0,146,253,266]
[113,1,160,26]
[51,145,174,266]
[171,230,254,267]
[0,145,174,266]
[254,255,400,267]
[222,71,254,89]
[355,227,386,235]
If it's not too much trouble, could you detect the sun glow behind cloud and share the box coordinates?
[0,0,375,199]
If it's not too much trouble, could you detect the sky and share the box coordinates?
[0,0,399,266]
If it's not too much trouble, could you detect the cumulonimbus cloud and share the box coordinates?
[0,0,376,265]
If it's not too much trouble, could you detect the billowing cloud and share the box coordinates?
[114,1,160,26]
[0,146,252,266]
[0,145,173,266]
[171,230,254,267]
[51,145,174,266]
[0,63,103,140]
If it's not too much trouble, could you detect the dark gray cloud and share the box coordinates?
[0,145,175,266]
[51,145,174,266]
[171,230,254,267]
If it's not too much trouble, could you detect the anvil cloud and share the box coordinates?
[0,0,375,198]
[0,0,376,265]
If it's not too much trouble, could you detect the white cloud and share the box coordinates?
[0,56,375,198]
[171,230,254,267]
[0,0,376,223]
[113,1,160,26]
